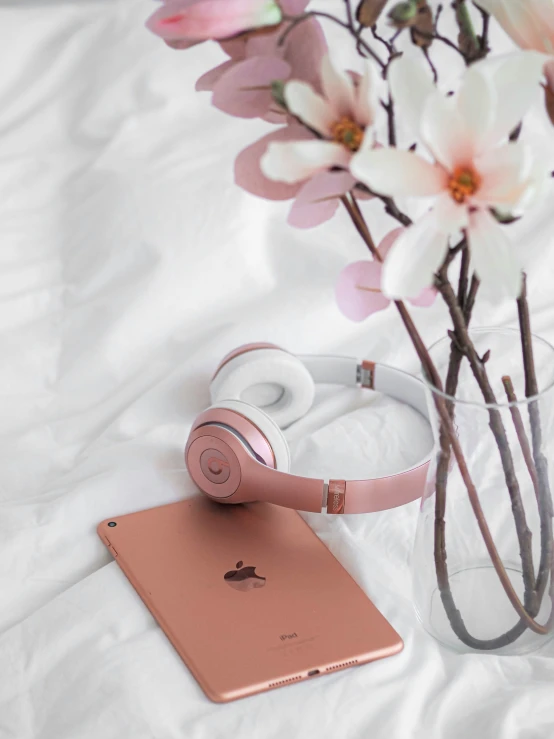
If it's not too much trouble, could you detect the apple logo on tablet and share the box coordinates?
[224,561,266,591]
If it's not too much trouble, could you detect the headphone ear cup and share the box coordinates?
[211,399,291,473]
[210,348,315,429]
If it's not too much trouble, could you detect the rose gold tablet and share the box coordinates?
[98,497,403,703]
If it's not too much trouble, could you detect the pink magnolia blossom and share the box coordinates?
[477,0,554,53]
[350,54,548,301]
[260,54,382,183]
[196,17,327,122]
[146,0,283,48]
[235,122,369,227]
[335,229,437,321]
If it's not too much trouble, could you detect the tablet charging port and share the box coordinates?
[307,670,320,677]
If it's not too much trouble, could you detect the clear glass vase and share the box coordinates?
[413,328,554,654]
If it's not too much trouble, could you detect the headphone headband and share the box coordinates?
[186,345,433,515]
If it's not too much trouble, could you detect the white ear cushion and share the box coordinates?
[210,349,315,429]
[210,399,291,472]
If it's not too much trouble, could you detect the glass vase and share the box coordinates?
[413,328,554,654]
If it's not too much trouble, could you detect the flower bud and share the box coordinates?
[356,0,388,28]
[387,0,418,29]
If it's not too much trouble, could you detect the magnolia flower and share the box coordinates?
[261,55,381,184]
[478,0,554,53]
[336,229,437,321]
[196,17,326,123]
[479,0,554,124]
[235,122,370,227]
[350,54,547,300]
[147,0,283,48]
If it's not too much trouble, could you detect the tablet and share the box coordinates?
[98,497,403,702]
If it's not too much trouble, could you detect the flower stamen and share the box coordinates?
[331,117,364,152]
[448,166,481,203]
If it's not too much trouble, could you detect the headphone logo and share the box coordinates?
[207,455,230,476]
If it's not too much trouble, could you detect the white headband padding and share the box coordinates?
[210,399,291,472]
[210,349,315,429]
[373,365,428,418]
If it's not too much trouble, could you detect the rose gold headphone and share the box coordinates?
[185,343,432,515]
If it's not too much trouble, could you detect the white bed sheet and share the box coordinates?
[1,1,554,737]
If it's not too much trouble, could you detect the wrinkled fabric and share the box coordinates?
[1,1,554,738]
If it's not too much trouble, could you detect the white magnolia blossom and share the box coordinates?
[261,54,381,183]
[478,0,554,53]
[350,53,548,301]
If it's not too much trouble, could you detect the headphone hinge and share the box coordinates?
[326,480,346,514]
[357,361,375,390]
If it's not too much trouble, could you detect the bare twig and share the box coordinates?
[464,274,480,320]
[371,24,395,54]
[280,11,386,68]
[423,47,438,83]
[436,271,538,614]
[343,0,355,31]
[415,29,467,59]
[381,97,397,146]
[502,376,540,495]
[517,276,554,597]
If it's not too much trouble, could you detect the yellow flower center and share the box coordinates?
[448,166,481,203]
[331,117,364,152]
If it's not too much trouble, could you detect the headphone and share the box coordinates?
[185,343,433,515]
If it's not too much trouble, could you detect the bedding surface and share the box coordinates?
[2,1,554,737]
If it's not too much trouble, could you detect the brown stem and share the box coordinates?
[341,195,380,258]
[464,274,480,319]
[436,272,537,613]
[280,11,385,67]
[502,376,540,495]
[382,97,397,147]
[517,277,554,597]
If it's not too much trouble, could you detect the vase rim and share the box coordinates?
[423,327,554,410]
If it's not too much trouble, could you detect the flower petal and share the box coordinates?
[283,18,327,93]
[279,0,310,13]
[378,227,405,259]
[421,90,473,169]
[164,38,202,49]
[146,0,282,41]
[388,55,435,139]
[381,213,449,299]
[288,171,355,229]
[474,142,535,207]
[410,287,438,308]
[468,209,523,299]
[284,80,335,136]
[356,60,381,129]
[235,124,313,200]
[477,0,554,52]
[456,67,496,154]
[486,52,545,146]
[335,261,390,321]
[261,140,351,184]
[212,56,290,118]
[196,60,236,91]
[351,148,447,197]
[320,55,357,118]
[219,36,248,60]
[433,192,469,232]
